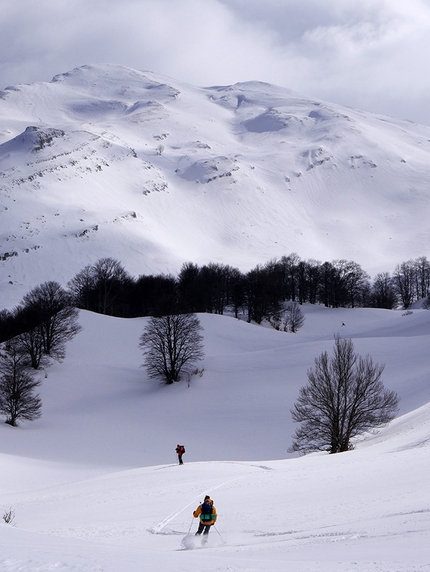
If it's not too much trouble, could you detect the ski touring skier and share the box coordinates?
[193,495,217,541]
[176,444,185,465]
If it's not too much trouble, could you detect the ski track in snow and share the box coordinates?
[150,473,246,534]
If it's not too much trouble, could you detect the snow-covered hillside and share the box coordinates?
[1,64,430,309]
[0,305,429,571]
[1,305,429,467]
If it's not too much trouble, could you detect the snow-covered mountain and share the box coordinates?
[1,63,430,308]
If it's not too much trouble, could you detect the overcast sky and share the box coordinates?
[2,0,430,125]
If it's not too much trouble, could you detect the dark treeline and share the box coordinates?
[1,254,430,345]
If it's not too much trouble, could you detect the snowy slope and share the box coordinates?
[1,64,430,309]
[0,305,429,571]
[2,305,429,468]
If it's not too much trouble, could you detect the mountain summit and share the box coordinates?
[1,63,430,307]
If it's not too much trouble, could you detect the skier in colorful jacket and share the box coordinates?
[193,496,217,536]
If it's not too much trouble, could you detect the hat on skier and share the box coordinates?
[204,495,210,500]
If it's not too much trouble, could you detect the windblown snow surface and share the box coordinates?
[0,304,429,571]
[1,64,430,308]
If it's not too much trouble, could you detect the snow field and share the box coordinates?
[0,304,429,570]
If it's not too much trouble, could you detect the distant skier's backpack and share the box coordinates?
[201,501,213,520]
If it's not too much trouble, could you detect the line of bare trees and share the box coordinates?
[64,254,430,320]
[2,255,429,342]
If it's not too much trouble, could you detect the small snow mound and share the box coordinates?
[0,126,65,154]
[179,156,239,183]
[308,108,334,122]
[243,110,289,133]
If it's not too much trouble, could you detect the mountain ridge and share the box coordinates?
[1,63,430,308]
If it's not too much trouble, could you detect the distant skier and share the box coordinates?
[176,444,185,465]
[193,495,217,539]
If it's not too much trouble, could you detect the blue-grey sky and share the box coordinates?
[2,0,430,125]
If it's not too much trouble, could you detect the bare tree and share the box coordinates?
[269,302,305,333]
[91,257,131,315]
[371,272,397,309]
[16,327,47,370]
[139,314,204,384]
[68,258,132,316]
[290,336,399,454]
[284,302,305,333]
[67,264,96,310]
[20,281,81,364]
[392,261,415,308]
[0,339,42,426]
[413,256,430,299]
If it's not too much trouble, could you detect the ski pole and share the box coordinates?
[187,517,194,534]
[213,524,224,543]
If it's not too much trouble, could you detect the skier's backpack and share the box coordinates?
[201,501,213,521]
[181,445,185,454]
